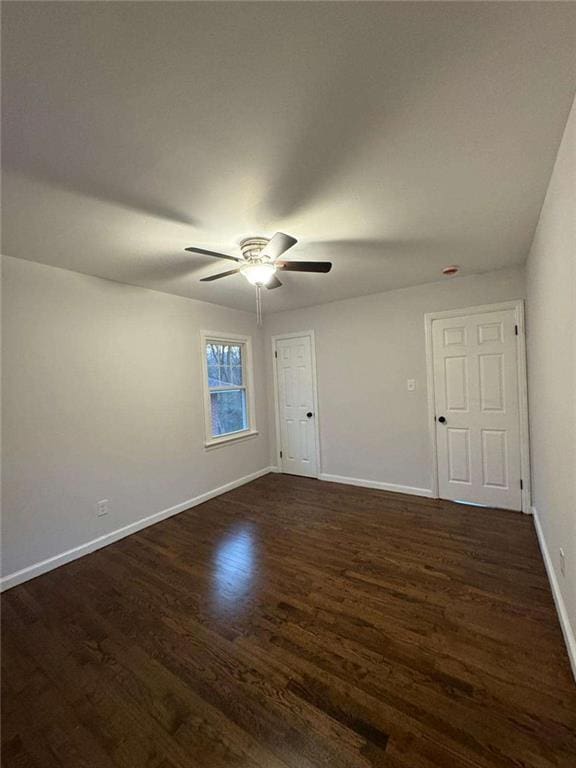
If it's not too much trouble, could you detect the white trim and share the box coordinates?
[424,300,531,513]
[200,330,257,448]
[204,429,259,449]
[532,506,576,681]
[424,316,439,500]
[271,330,321,477]
[1,466,275,592]
[319,472,433,498]
[514,302,532,514]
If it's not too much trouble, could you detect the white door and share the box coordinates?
[275,335,318,477]
[432,309,522,510]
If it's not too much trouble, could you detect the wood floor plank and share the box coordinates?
[2,474,575,767]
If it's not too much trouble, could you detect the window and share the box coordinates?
[201,332,257,446]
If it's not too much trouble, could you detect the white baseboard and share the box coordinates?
[1,466,275,592]
[532,506,576,681]
[318,472,433,498]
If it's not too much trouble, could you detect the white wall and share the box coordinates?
[265,266,526,492]
[526,94,576,670]
[1,256,270,580]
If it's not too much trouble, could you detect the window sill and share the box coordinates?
[204,430,259,450]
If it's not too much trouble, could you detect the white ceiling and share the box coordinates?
[2,2,575,313]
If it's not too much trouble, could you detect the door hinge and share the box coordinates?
[515,324,519,336]
[279,450,283,458]
[274,350,278,358]
[520,479,523,490]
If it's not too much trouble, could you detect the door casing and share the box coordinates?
[424,300,531,513]
[271,330,321,477]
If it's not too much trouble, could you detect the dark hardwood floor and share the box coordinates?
[2,474,575,768]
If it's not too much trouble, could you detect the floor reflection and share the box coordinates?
[212,525,257,613]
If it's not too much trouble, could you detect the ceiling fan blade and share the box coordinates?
[277,261,332,273]
[260,232,297,261]
[185,246,241,262]
[266,275,283,289]
[200,268,240,282]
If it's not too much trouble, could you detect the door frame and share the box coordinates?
[271,330,321,477]
[424,300,531,513]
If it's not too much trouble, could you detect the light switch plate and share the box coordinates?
[407,379,416,391]
[96,499,109,517]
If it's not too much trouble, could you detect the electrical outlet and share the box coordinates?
[559,548,566,578]
[96,499,109,517]
[407,379,416,392]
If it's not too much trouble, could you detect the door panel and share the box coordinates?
[444,356,469,410]
[479,354,505,411]
[275,336,318,477]
[432,309,522,510]
[478,321,503,345]
[481,429,508,487]
[443,325,467,346]
[447,428,471,483]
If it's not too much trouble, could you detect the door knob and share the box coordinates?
[438,416,447,424]
[306,412,313,418]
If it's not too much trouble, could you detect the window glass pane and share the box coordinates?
[206,343,243,387]
[210,389,247,436]
[207,365,223,387]
[229,365,243,385]
[206,342,222,364]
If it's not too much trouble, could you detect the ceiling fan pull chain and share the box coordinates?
[256,284,263,327]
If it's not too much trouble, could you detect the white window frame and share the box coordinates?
[200,330,258,448]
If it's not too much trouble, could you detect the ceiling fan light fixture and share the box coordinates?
[241,262,277,286]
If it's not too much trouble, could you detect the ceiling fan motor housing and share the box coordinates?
[240,237,270,262]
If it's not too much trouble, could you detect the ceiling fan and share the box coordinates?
[185,232,331,287]
[185,232,332,324]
